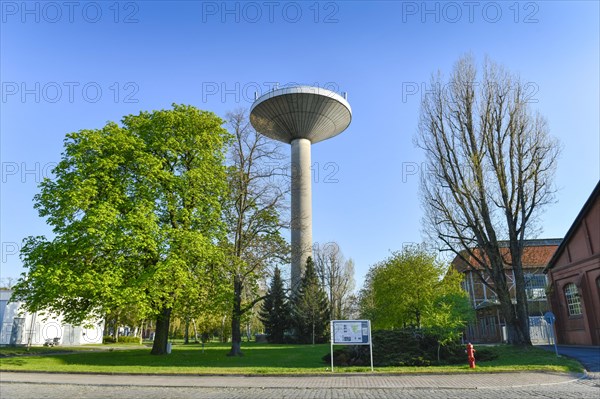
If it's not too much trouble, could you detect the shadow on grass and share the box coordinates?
[0,342,330,372]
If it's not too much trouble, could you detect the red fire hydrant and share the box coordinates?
[466,343,476,368]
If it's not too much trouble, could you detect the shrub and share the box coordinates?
[323,346,370,366]
[117,336,142,344]
[103,335,142,344]
[103,336,116,344]
[471,346,498,362]
[323,328,498,367]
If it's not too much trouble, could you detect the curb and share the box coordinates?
[0,369,584,378]
[0,370,586,390]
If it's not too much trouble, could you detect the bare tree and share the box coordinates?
[224,109,290,357]
[417,55,560,345]
[314,242,356,320]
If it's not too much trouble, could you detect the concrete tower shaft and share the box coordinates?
[290,138,312,291]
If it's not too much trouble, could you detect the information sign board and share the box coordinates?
[330,320,373,372]
[332,320,370,344]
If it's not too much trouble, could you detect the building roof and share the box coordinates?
[452,239,561,273]
[544,180,600,273]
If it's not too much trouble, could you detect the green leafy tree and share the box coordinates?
[292,257,329,344]
[259,267,291,343]
[173,264,232,344]
[427,269,474,361]
[12,104,231,355]
[359,247,472,338]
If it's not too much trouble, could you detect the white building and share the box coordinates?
[0,290,104,346]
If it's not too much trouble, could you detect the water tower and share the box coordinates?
[249,86,352,292]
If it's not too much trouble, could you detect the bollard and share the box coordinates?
[466,342,476,368]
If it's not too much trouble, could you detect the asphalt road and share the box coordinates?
[538,345,600,372]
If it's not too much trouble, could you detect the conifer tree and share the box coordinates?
[259,267,291,343]
[292,257,330,344]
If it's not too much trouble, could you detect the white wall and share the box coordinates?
[0,290,104,346]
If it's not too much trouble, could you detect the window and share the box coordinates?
[525,274,547,300]
[564,283,582,316]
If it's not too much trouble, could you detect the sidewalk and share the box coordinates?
[0,371,585,390]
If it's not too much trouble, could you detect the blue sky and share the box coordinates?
[1,1,599,287]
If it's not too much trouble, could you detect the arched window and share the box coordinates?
[564,283,582,316]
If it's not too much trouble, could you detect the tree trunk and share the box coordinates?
[228,315,243,356]
[511,250,532,345]
[487,248,530,346]
[192,318,199,343]
[514,287,532,345]
[151,307,172,355]
[220,315,226,343]
[114,314,119,343]
[228,275,244,356]
[184,317,190,344]
[103,313,110,337]
[496,284,530,345]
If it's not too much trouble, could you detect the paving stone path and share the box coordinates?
[2,371,599,399]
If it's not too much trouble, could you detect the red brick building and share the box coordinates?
[545,181,600,346]
[451,239,561,343]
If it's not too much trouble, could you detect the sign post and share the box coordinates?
[544,311,558,357]
[330,320,373,372]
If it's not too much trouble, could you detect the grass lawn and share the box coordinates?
[0,342,583,375]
